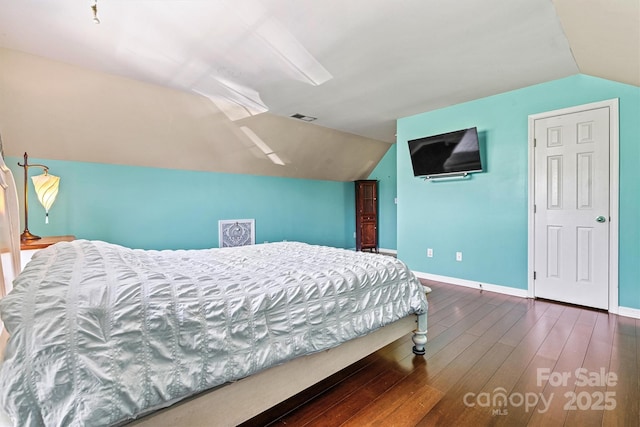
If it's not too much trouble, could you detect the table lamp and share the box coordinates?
[17,152,60,241]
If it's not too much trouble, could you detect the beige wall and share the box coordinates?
[0,48,390,181]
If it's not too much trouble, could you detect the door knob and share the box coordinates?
[596,216,607,223]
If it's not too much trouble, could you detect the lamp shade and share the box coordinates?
[31,173,60,223]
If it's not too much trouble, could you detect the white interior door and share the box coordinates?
[533,106,610,309]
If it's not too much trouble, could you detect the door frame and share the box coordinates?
[527,98,619,313]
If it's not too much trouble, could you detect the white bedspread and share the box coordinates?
[0,241,427,426]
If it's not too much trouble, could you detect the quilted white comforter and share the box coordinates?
[0,240,427,426]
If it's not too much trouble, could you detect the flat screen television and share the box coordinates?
[408,127,482,178]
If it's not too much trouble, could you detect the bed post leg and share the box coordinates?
[412,312,427,355]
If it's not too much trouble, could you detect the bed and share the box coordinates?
[0,155,428,426]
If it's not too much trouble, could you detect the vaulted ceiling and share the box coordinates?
[0,0,637,180]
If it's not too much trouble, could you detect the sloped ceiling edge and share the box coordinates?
[0,48,390,182]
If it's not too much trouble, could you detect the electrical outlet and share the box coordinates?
[394,197,398,205]
[456,251,463,261]
[427,248,433,258]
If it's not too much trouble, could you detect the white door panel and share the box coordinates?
[533,107,610,309]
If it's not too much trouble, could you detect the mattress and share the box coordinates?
[0,240,427,426]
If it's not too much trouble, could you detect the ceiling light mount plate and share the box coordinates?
[290,113,317,122]
[91,0,100,24]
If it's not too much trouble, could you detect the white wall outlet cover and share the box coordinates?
[456,252,463,261]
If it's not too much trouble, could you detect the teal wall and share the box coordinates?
[8,158,355,250]
[397,74,640,308]
[368,144,397,251]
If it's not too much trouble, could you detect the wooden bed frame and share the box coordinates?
[0,154,427,426]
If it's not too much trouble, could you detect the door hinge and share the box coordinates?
[534,138,537,148]
[533,271,537,280]
[534,204,536,213]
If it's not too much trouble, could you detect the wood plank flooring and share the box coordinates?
[241,280,639,427]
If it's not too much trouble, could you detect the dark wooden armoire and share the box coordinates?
[355,180,378,252]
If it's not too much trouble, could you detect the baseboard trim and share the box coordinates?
[616,306,640,320]
[378,248,397,255]
[347,248,397,255]
[412,271,529,298]
[413,271,640,319]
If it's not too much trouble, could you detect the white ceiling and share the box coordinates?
[0,0,638,143]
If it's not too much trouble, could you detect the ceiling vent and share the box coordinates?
[290,113,317,122]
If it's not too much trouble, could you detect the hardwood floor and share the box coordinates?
[242,280,639,427]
